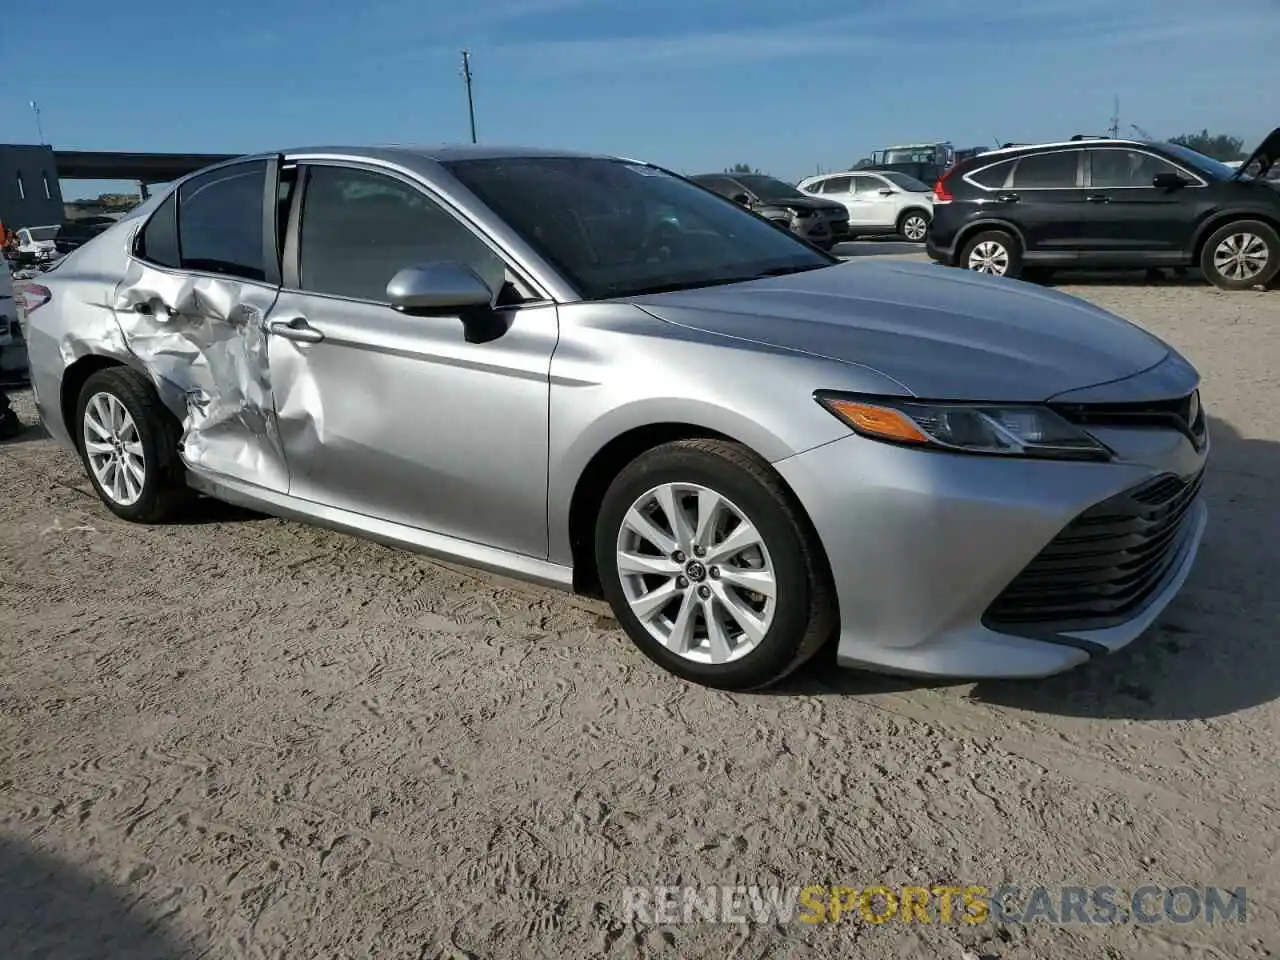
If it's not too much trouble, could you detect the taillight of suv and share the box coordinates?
[933,172,955,204]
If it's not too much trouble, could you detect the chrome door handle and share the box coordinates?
[996,192,1020,203]
[1086,194,1111,203]
[268,317,325,343]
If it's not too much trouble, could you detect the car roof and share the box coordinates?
[968,138,1146,160]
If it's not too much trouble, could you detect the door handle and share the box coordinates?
[996,192,1020,203]
[1086,194,1111,203]
[133,298,176,318]
[268,317,325,343]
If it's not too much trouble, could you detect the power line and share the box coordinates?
[460,50,477,144]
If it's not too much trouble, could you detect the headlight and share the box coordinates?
[815,392,1111,461]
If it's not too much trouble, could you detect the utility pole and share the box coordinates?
[1108,96,1120,139]
[30,100,44,144]
[460,50,477,144]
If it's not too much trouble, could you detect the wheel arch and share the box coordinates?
[565,422,833,601]
[952,219,1027,260]
[60,354,129,452]
[1191,210,1280,261]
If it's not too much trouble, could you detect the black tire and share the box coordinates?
[595,439,837,691]
[959,229,1023,280]
[1199,220,1280,291]
[75,366,193,523]
[897,208,931,243]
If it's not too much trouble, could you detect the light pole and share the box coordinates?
[460,50,477,144]
[30,100,45,144]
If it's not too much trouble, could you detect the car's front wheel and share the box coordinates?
[898,209,930,242]
[596,439,836,690]
[960,229,1023,279]
[1200,221,1280,291]
[76,367,192,523]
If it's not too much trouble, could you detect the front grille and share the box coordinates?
[984,469,1204,629]
[1054,391,1205,448]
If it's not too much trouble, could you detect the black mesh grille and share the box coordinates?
[984,469,1204,629]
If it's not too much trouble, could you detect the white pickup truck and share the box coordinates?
[14,225,60,262]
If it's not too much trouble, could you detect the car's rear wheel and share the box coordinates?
[898,209,930,242]
[960,229,1023,279]
[595,439,836,690]
[76,367,192,523]
[1200,221,1280,290]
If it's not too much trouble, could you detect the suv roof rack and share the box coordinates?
[1069,134,1109,141]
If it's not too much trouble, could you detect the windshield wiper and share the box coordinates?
[752,263,830,278]
[612,276,750,297]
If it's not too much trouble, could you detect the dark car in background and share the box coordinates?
[926,129,1280,290]
[690,173,849,249]
[53,217,117,255]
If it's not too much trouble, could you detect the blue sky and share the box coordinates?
[3,0,1277,198]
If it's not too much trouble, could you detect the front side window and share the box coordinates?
[1090,149,1180,187]
[819,176,852,194]
[443,157,831,300]
[852,176,884,195]
[178,160,267,280]
[878,172,931,192]
[1010,151,1081,188]
[296,165,507,303]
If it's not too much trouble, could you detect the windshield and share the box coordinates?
[733,174,807,201]
[878,172,931,192]
[1155,143,1243,181]
[28,226,59,241]
[444,157,832,300]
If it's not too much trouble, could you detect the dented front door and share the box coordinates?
[113,157,291,492]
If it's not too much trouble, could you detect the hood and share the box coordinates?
[629,260,1171,401]
[758,196,845,214]
[1233,126,1280,180]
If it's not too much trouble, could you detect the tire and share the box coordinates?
[595,439,837,691]
[1199,220,1280,291]
[959,229,1023,280]
[898,208,931,243]
[75,367,193,523]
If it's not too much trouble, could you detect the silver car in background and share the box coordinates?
[20,145,1208,689]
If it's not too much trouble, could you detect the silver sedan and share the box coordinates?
[18,145,1209,689]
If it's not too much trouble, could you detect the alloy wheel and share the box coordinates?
[83,392,146,506]
[615,482,776,665]
[1213,232,1269,283]
[903,214,928,241]
[967,240,1010,275]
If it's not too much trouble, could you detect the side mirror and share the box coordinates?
[878,188,895,196]
[1152,172,1188,190]
[386,261,494,314]
[730,193,752,206]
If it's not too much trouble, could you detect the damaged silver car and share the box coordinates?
[22,146,1208,690]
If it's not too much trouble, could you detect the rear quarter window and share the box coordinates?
[967,159,1017,189]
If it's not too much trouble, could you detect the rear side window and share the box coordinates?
[1010,151,1081,188]
[968,159,1016,189]
[136,193,180,268]
[177,161,268,281]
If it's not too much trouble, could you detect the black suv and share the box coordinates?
[926,129,1280,290]
[690,173,849,250]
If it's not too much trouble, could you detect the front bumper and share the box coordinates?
[773,426,1208,679]
[792,215,850,246]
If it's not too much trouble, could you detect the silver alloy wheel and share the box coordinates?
[83,391,146,506]
[968,240,1010,275]
[903,214,929,241]
[1212,232,1269,283]
[616,482,777,665]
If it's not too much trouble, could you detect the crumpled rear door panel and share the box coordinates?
[113,260,289,492]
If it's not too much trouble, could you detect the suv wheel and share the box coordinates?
[595,439,836,691]
[960,230,1022,279]
[76,367,193,523]
[1200,221,1280,291]
[898,209,930,243]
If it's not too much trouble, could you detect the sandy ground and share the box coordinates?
[1,262,1278,959]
